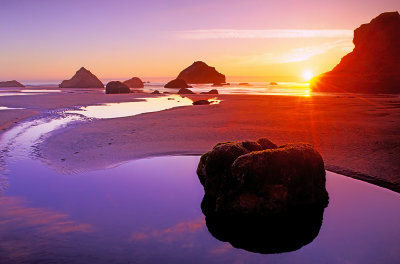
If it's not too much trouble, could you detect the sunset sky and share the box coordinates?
[1,0,399,83]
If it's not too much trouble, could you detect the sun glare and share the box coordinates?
[302,70,314,81]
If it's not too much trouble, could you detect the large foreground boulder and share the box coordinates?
[311,12,400,94]
[197,139,329,215]
[59,67,104,88]
[197,139,328,253]
[123,77,144,88]
[177,61,226,84]
[0,80,24,87]
[164,78,192,88]
[105,81,130,94]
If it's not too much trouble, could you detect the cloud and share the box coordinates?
[241,39,353,64]
[175,29,353,39]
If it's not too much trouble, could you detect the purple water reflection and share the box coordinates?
[0,156,399,263]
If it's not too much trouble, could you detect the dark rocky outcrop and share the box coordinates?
[59,67,104,88]
[197,139,328,253]
[164,78,192,88]
[177,61,226,84]
[105,81,130,94]
[151,90,160,94]
[311,12,400,94]
[193,99,211,105]
[197,140,328,215]
[201,89,219,95]
[0,80,24,87]
[177,88,194,94]
[123,77,144,88]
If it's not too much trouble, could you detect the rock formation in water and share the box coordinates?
[193,99,211,105]
[105,81,130,94]
[270,82,278,85]
[177,61,226,84]
[164,78,192,88]
[151,90,160,94]
[201,89,219,95]
[177,88,194,94]
[197,139,328,253]
[0,80,25,87]
[59,67,104,88]
[123,77,144,88]
[311,11,400,94]
[197,139,329,215]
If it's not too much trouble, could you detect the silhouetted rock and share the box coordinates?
[239,83,251,86]
[105,81,130,94]
[59,67,104,88]
[201,89,219,95]
[197,140,328,215]
[269,82,278,85]
[177,88,194,94]
[193,99,210,105]
[164,78,192,88]
[123,77,144,88]
[311,12,400,94]
[177,61,226,84]
[212,82,230,87]
[151,90,160,94]
[0,80,24,87]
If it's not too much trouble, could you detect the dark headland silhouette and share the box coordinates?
[311,11,400,94]
[177,61,226,84]
[0,80,25,88]
[59,67,104,88]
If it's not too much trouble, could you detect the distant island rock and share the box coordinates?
[123,77,144,88]
[164,78,192,88]
[177,61,226,84]
[105,81,130,94]
[177,88,194,94]
[239,83,251,86]
[193,99,211,105]
[201,89,219,95]
[269,82,278,85]
[0,80,25,87]
[311,11,400,94]
[59,67,104,88]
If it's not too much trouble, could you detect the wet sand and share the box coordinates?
[1,89,399,192]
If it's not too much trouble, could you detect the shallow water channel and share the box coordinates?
[0,99,399,263]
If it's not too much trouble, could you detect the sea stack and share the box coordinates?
[311,12,400,94]
[164,78,192,88]
[59,67,104,88]
[0,80,25,87]
[123,77,144,88]
[177,61,226,84]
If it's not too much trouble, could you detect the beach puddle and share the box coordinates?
[66,95,194,119]
[0,150,399,263]
[20,89,61,93]
[0,107,24,110]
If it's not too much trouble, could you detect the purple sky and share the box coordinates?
[1,0,399,82]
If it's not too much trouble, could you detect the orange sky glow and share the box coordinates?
[0,0,398,83]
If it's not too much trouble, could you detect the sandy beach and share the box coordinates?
[1,89,399,192]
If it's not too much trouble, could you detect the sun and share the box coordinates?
[302,70,314,81]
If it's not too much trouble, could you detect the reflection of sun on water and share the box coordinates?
[302,70,314,82]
